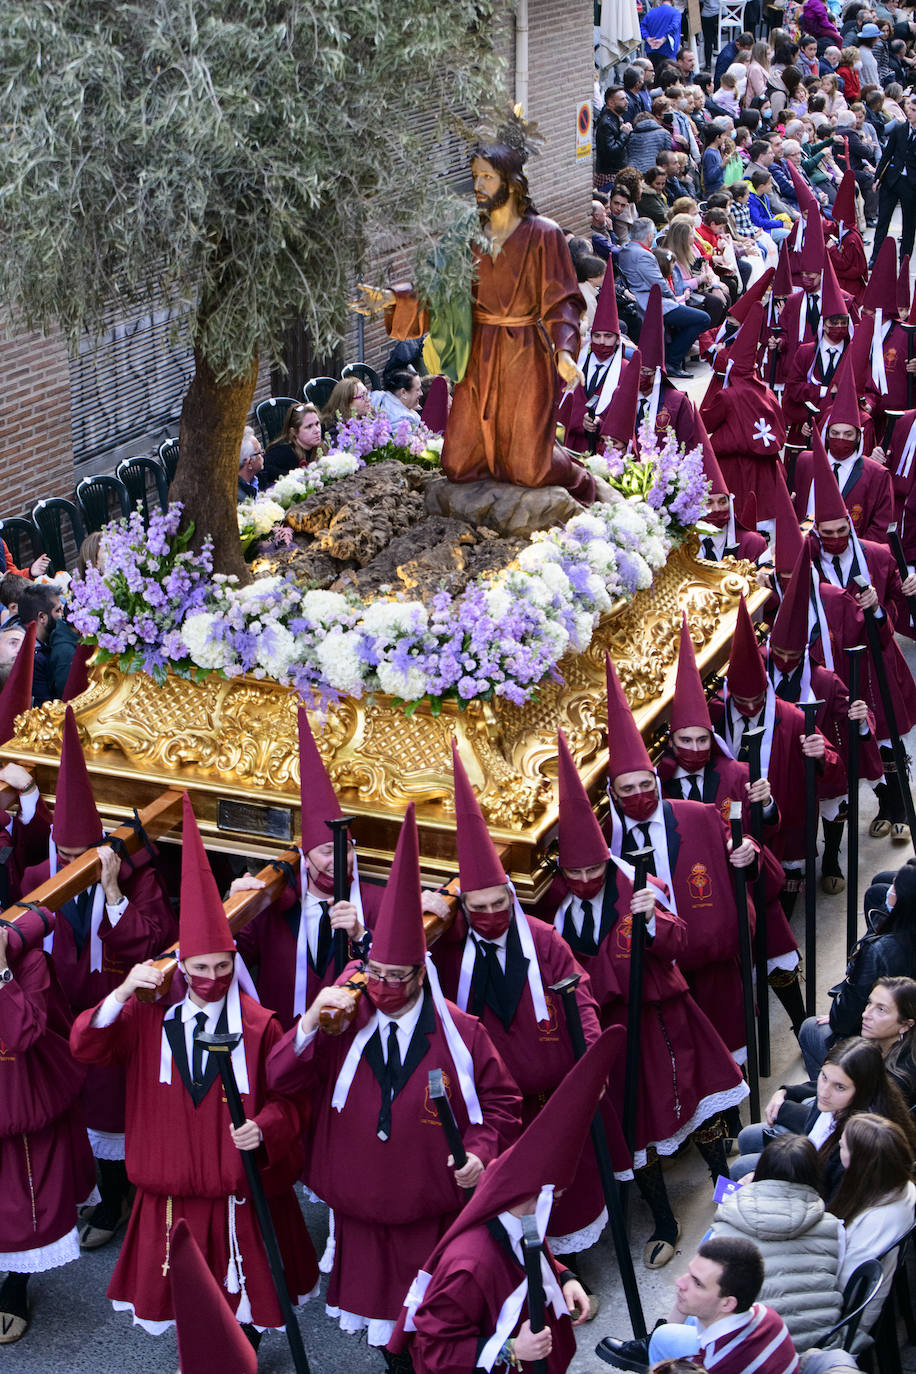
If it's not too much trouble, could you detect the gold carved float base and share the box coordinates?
[7,540,763,902]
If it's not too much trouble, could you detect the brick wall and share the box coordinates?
[0,321,77,526]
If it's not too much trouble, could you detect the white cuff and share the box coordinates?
[91,992,125,1027]
[859,719,870,736]
[106,896,129,926]
[294,1021,319,1055]
[646,913,657,939]
[18,787,39,825]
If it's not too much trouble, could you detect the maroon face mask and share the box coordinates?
[733,694,766,718]
[820,533,849,555]
[187,971,234,1003]
[565,873,606,900]
[615,790,657,822]
[823,324,848,344]
[770,649,800,674]
[827,437,858,461]
[309,867,337,897]
[590,339,618,362]
[674,744,711,771]
[705,508,730,529]
[366,976,417,1016]
[467,907,512,941]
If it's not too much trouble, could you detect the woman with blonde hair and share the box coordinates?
[744,42,771,107]
[320,376,372,441]
[262,401,323,485]
[664,215,729,325]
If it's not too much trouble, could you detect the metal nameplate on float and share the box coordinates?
[217,798,293,842]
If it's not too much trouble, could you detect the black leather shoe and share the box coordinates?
[595,1335,652,1370]
[667,365,693,378]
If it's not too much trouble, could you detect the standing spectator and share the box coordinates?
[857,22,883,84]
[623,65,649,123]
[702,124,727,193]
[700,0,720,69]
[617,218,710,376]
[802,0,843,43]
[641,1,684,70]
[595,86,633,187]
[835,109,879,220]
[715,31,754,88]
[675,47,697,82]
[873,94,916,263]
[838,47,863,100]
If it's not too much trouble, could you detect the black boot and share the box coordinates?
[0,1273,29,1344]
[770,968,807,1037]
[79,1158,130,1249]
[870,779,892,838]
[693,1117,729,1185]
[240,1323,263,1355]
[882,747,912,841]
[779,869,803,923]
[820,817,845,894]
[383,1351,416,1373]
[634,1159,681,1268]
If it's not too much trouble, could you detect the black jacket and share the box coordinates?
[595,107,631,176]
[876,119,916,188]
[828,920,915,1039]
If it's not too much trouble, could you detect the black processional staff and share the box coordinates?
[549,975,648,1340]
[622,847,654,1157]
[800,701,826,1017]
[887,523,916,635]
[326,815,356,976]
[428,1069,472,1192]
[195,1031,311,1374]
[846,645,866,957]
[853,574,916,855]
[767,325,782,389]
[729,802,760,1123]
[520,1214,549,1374]
[743,726,770,1076]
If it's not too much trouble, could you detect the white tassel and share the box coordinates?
[224,1195,252,1323]
[319,1209,336,1275]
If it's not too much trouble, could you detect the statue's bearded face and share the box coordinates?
[472,157,511,215]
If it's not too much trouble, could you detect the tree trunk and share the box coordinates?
[171,347,259,583]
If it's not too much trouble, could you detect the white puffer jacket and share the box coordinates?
[708,1179,843,1351]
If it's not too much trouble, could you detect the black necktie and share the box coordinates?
[833,555,845,586]
[685,774,702,801]
[377,1022,402,1141]
[702,536,717,560]
[627,822,656,875]
[191,1011,208,1088]
[579,899,597,955]
[833,463,843,484]
[312,900,332,974]
[735,715,754,762]
[62,887,94,958]
[808,299,820,333]
[471,940,503,1018]
[825,350,838,380]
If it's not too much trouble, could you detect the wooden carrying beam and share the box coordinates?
[137,848,302,1002]
[2,789,185,924]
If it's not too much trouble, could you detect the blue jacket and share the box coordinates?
[749,190,784,231]
[640,4,682,60]
[617,241,682,315]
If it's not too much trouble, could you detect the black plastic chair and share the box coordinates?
[302,376,337,409]
[342,362,381,391]
[255,397,298,450]
[76,475,132,534]
[0,517,45,572]
[116,457,170,520]
[31,498,87,574]
[815,1259,884,1354]
[158,438,180,485]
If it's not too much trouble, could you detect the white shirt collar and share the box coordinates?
[179,994,227,1026]
[624,799,663,831]
[378,988,426,1050]
[469,925,509,952]
[696,1307,756,1345]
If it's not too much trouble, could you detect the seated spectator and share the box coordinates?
[727,180,776,269]
[864,89,889,142]
[638,165,672,224]
[0,623,25,686]
[697,206,748,293]
[666,150,697,200]
[708,1135,843,1352]
[0,573,29,625]
[714,30,754,89]
[614,165,645,215]
[784,65,810,117]
[237,424,264,501]
[262,401,324,485]
[882,80,907,124]
[799,864,916,1077]
[370,366,423,431]
[834,109,878,220]
[319,377,372,442]
[595,1236,798,1372]
[608,182,638,243]
[664,214,729,325]
[821,71,849,116]
[14,582,62,706]
[860,976,916,1107]
[590,197,616,260]
[730,1037,916,1200]
[749,169,792,240]
[568,238,608,332]
[833,1113,916,1330]
[798,35,822,79]
[627,111,673,172]
[745,41,772,105]
[50,534,102,697]
[713,71,742,117]
[617,217,710,377]
[821,44,843,75]
[838,47,863,100]
[802,0,843,44]
[701,124,726,193]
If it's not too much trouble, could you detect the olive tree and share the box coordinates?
[0,1,499,578]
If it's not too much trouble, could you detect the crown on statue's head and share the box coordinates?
[469,104,546,161]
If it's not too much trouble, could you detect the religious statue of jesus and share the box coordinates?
[383,111,597,504]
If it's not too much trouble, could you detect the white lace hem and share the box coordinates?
[0,1226,80,1273]
[112,1279,318,1336]
[326,1305,395,1346]
[548,1206,608,1254]
[88,1129,126,1161]
[767,952,800,975]
[631,1081,750,1169]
